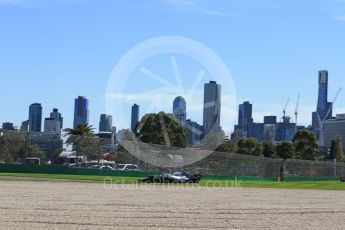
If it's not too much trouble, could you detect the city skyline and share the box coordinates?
[1,71,344,136]
[2,71,343,152]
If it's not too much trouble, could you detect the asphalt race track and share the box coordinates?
[1,180,345,229]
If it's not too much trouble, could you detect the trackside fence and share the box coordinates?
[1,131,345,181]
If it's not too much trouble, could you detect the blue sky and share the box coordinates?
[1,0,345,134]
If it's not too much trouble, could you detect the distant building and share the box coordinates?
[312,70,332,140]
[44,118,61,133]
[324,114,345,153]
[50,108,63,129]
[312,111,319,136]
[44,108,63,133]
[263,116,277,142]
[238,101,253,138]
[231,100,298,142]
[173,96,187,126]
[131,104,139,132]
[29,103,42,132]
[74,96,89,128]
[276,116,296,141]
[232,101,257,139]
[203,81,221,135]
[231,126,243,140]
[97,132,116,149]
[116,129,129,142]
[185,119,203,146]
[20,120,29,132]
[264,116,277,125]
[99,114,113,132]
[112,126,117,134]
[249,123,264,141]
[2,122,15,130]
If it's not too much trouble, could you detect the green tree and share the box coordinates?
[236,138,263,156]
[333,136,344,162]
[78,137,100,158]
[216,139,236,153]
[136,112,187,148]
[276,141,294,160]
[293,129,319,160]
[0,136,12,163]
[26,144,44,160]
[63,124,95,166]
[262,141,276,158]
[0,132,25,163]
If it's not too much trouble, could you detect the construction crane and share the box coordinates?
[282,97,290,140]
[295,94,300,133]
[317,87,342,146]
[283,97,290,120]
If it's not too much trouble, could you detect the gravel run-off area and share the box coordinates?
[1,180,345,229]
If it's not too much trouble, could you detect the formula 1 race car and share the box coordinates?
[139,172,202,184]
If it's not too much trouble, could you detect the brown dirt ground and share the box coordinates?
[1,180,345,229]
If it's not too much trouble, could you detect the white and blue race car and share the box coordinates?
[140,172,202,183]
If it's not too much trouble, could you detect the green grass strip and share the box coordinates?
[1,173,345,190]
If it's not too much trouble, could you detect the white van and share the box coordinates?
[117,164,139,171]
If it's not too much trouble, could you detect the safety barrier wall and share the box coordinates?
[0,164,154,177]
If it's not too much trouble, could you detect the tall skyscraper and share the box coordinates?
[238,101,253,138]
[312,70,332,140]
[50,108,63,129]
[99,114,113,132]
[44,108,63,133]
[131,104,139,132]
[317,71,331,117]
[173,96,187,126]
[203,81,221,134]
[73,96,89,128]
[29,103,42,132]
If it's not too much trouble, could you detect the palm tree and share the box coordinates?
[63,124,95,166]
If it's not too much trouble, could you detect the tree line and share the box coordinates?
[0,132,49,163]
[2,112,343,164]
[217,130,344,161]
[132,112,344,162]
